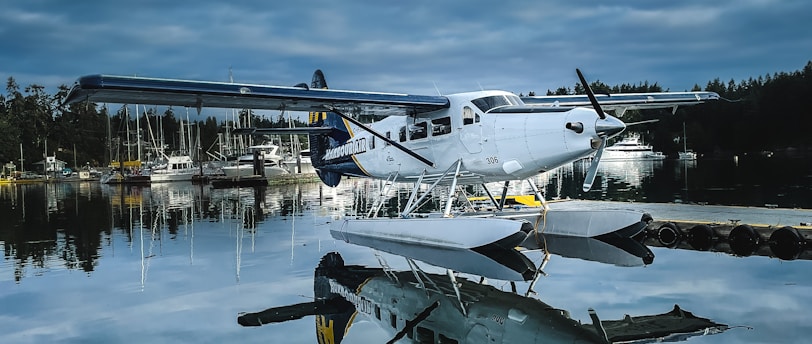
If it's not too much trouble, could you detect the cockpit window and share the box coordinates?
[471,95,523,113]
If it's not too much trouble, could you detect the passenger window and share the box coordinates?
[415,327,434,343]
[390,313,397,328]
[431,117,451,136]
[439,334,458,344]
[399,126,407,142]
[410,122,428,140]
[374,306,381,320]
[463,106,479,125]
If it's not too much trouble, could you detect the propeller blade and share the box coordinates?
[583,137,607,192]
[576,69,606,119]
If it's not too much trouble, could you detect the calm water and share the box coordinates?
[2,157,811,343]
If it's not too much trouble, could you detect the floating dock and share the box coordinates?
[533,200,812,261]
[209,173,320,188]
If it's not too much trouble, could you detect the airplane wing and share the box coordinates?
[522,91,719,115]
[63,74,450,116]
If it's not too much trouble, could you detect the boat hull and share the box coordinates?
[282,160,316,174]
[150,170,196,182]
[602,151,665,160]
[222,165,289,178]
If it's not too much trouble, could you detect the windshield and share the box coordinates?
[471,94,523,113]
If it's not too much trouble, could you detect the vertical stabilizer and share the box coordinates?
[307,70,352,187]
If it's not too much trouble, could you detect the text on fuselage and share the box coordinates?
[325,138,367,160]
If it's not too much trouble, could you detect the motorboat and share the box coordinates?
[678,150,698,160]
[222,143,288,178]
[678,122,697,160]
[282,149,316,174]
[150,155,198,182]
[603,135,665,160]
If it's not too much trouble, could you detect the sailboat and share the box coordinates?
[150,116,199,182]
[678,122,697,160]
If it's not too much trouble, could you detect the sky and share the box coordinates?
[2,0,811,100]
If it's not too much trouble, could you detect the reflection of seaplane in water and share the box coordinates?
[237,252,728,343]
[64,69,717,248]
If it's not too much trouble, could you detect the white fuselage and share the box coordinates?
[331,91,619,185]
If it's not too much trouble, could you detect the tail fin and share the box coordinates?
[308,70,351,187]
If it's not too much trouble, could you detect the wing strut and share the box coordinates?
[325,106,435,167]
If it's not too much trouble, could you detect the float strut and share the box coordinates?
[443,160,462,217]
[498,181,510,211]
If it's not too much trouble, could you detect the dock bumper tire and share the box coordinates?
[656,222,682,248]
[769,226,805,261]
[729,224,761,257]
[687,224,716,251]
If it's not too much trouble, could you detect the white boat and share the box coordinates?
[678,151,697,160]
[678,122,697,160]
[222,143,289,178]
[150,155,198,182]
[602,135,665,160]
[282,149,316,174]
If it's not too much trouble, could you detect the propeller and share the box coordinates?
[576,69,625,192]
[576,68,606,120]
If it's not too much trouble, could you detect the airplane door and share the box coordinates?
[459,106,482,153]
[465,324,492,343]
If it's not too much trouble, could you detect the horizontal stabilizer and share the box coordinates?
[232,127,335,136]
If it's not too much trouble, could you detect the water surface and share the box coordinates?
[2,157,811,343]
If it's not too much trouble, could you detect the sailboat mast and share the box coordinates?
[136,104,142,162]
[125,106,131,162]
[683,122,688,152]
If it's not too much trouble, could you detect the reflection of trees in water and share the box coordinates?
[1,182,315,282]
[1,183,111,282]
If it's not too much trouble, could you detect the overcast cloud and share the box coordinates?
[1,0,810,97]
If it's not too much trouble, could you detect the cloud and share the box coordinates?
[0,1,809,98]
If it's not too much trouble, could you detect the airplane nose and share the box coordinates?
[595,115,626,138]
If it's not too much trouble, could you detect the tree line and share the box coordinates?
[535,61,812,157]
[2,61,810,171]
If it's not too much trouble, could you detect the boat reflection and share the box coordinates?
[239,251,727,343]
[597,160,663,189]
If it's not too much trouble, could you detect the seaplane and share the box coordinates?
[64,69,718,253]
[237,251,728,343]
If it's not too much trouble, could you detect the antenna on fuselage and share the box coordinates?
[432,81,442,96]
